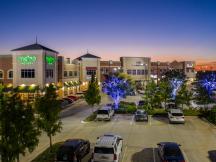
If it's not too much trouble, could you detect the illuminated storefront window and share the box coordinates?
[46,56,56,65]
[18,55,37,64]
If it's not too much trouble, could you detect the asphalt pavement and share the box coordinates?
[20,95,216,162]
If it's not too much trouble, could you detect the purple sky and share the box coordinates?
[0,0,216,64]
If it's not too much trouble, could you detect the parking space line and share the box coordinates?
[130,115,134,125]
[182,149,189,162]
[121,146,127,162]
[153,148,156,162]
[149,115,152,126]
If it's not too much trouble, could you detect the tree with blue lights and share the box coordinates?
[162,70,185,100]
[170,78,183,100]
[198,72,216,97]
[102,76,130,109]
[195,72,216,107]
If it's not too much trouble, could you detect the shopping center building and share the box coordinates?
[0,42,197,95]
[120,57,151,86]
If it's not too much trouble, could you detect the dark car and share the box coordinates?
[134,109,148,121]
[68,95,79,101]
[157,142,185,162]
[63,98,74,104]
[60,99,70,109]
[56,139,90,162]
[138,100,145,106]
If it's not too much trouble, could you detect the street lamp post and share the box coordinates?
[141,63,148,88]
[109,60,113,74]
[157,61,160,85]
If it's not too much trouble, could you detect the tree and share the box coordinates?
[143,80,160,109]
[196,85,213,109]
[35,84,62,150]
[159,81,172,109]
[176,83,192,109]
[162,70,185,82]
[103,76,130,109]
[84,75,101,112]
[0,88,40,162]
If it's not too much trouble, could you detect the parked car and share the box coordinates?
[164,102,177,110]
[60,99,70,109]
[128,91,136,96]
[92,133,123,162]
[134,109,148,121]
[157,142,185,162]
[168,109,185,124]
[63,97,74,104]
[96,106,115,121]
[138,100,145,106]
[137,90,145,94]
[56,139,90,162]
[68,95,80,101]
[106,103,115,108]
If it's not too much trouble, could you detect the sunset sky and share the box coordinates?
[0,0,216,64]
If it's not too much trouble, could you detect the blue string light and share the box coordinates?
[102,76,129,109]
[170,78,183,99]
[199,73,216,96]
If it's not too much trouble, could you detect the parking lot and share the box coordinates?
[76,115,216,162]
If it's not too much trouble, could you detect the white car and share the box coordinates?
[168,109,185,124]
[92,133,123,162]
[96,106,114,121]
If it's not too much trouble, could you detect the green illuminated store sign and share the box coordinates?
[46,56,56,65]
[18,55,37,65]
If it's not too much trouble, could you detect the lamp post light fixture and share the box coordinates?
[141,63,148,87]
[157,61,160,85]
[109,60,113,74]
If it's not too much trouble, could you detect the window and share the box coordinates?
[8,70,13,79]
[137,70,142,75]
[86,70,96,75]
[21,69,35,78]
[145,69,148,75]
[94,147,114,154]
[64,71,67,77]
[142,70,145,75]
[46,69,53,78]
[69,71,73,77]
[0,70,3,79]
[74,71,78,76]
[127,70,131,75]
[132,70,136,75]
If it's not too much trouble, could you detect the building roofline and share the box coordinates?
[11,43,58,53]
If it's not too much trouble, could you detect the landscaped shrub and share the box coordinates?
[116,102,137,114]
[32,142,63,162]
[183,108,201,116]
[125,105,137,113]
[119,101,136,107]
[84,111,97,122]
[207,107,216,124]
[147,109,167,116]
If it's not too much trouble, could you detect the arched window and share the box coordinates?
[8,70,13,79]
[0,70,3,79]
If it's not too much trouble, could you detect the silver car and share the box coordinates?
[168,109,185,124]
[135,109,148,121]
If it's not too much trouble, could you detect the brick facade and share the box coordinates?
[0,55,13,84]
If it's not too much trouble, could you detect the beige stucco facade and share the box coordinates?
[120,57,151,83]
[75,57,101,82]
[61,58,79,83]
[12,49,58,88]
